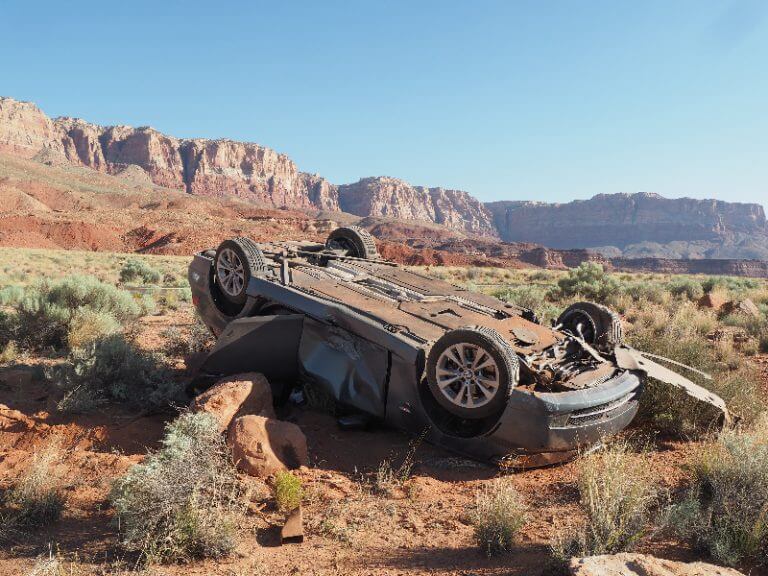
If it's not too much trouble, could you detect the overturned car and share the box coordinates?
[188,227,730,467]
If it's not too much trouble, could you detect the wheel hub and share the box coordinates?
[216,248,246,297]
[435,343,500,409]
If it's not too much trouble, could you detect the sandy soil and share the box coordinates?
[4,313,763,575]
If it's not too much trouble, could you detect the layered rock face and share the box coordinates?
[487,193,768,258]
[0,97,339,211]
[338,177,497,237]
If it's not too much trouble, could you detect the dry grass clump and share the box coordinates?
[552,443,655,560]
[162,316,215,360]
[2,442,66,535]
[274,471,304,512]
[110,412,245,564]
[471,478,528,556]
[664,417,768,567]
[626,300,765,435]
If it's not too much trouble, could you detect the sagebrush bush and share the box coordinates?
[66,309,121,350]
[471,479,527,556]
[3,442,66,529]
[493,285,561,324]
[555,262,620,304]
[7,276,141,352]
[665,417,768,566]
[666,277,705,301]
[50,334,179,412]
[111,412,244,564]
[274,471,304,512]
[553,443,655,559]
[120,259,162,285]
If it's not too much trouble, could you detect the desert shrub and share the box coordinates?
[493,285,561,323]
[555,262,620,304]
[0,285,24,306]
[471,479,528,556]
[50,334,178,412]
[626,301,763,435]
[664,418,768,566]
[274,471,304,512]
[9,276,141,352]
[3,442,66,529]
[666,277,705,301]
[552,443,655,559]
[119,259,161,285]
[0,341,18,364]
[66,309,121,350]
[110,412,244,564]
[702,276,761,296]
[163,318,215,359]
[621,281,669,305]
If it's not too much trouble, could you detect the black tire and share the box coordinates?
[556,301,623,351]
[326,226,379,260]
[213,237,268,306]
[426,326,519,419]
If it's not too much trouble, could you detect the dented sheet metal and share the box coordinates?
[615,346,732,425]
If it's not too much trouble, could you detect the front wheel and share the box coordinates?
[213,237,268,307]
[426,326,519,419]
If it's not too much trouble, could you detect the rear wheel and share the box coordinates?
[556,301,623,352]
[326,226,379,260]
[426,326,519,419]
[213,237,268,306]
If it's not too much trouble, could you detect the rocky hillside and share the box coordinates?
[0,97,493,236]
[487,193,768,260]
[2,96,767,259]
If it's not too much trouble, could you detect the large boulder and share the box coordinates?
[189,373,275,432]
[228,415,308,478]
[720,298,762,319]
[569,554,745,576]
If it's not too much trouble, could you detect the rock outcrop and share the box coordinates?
[487,193,768,259]
[568,553,744,576]
[338,177,497,237]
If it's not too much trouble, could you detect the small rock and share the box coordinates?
[189,373,275,432]
[569,553,745,576]
[720,298,762,319]
[228,415,308,478]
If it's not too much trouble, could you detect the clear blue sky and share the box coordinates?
[2,0,766,206]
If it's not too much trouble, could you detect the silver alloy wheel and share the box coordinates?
[216,247,246,297]
[435,343,500,409]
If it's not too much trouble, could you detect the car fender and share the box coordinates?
[614,346,732,425]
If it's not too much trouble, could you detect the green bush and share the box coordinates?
[552,443,655,559]
[493,285,562,324]
[555,262,620,304]
[120,259,162,285]
[665,277,705,301]
[665,418,768,566]
[110,412,243,563]
[8,276,141,352]
[51,334,178,412]
[274,471,304,512]
[471,479,528,556]
[66,309,121,350]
